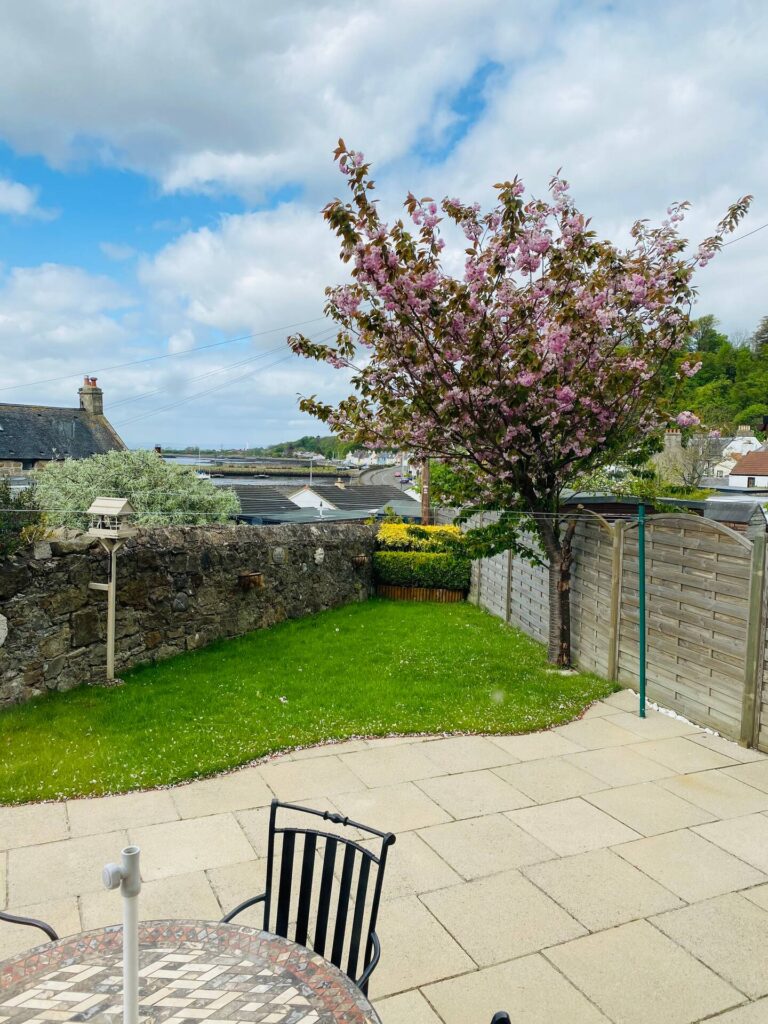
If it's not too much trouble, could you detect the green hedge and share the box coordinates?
[373,550,471,590]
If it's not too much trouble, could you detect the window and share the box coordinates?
[748,477,756,487]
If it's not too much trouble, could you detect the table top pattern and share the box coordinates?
[0,920,380,1024]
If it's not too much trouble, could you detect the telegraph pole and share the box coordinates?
[421,460,431,525]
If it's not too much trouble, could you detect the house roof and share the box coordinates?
[260,508,374,524]
[704,499,765,525]
[0,403,125,462]
[728,452,768,476]
[227,484,300,518]
[307,483,419,511]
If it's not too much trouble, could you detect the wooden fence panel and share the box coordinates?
[570,519,614,678]
[619,515,751,739]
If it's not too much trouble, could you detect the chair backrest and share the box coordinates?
[0,910,58,942]
[262,800,395,987]
[490,1014,511,1024]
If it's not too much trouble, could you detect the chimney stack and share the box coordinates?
[736,424,752,436]
[79,376,104,416]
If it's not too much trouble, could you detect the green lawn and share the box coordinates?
[0,599,614,804]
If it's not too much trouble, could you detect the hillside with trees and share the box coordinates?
[676,314,768,433]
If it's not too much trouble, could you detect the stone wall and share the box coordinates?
[0,522,375,706]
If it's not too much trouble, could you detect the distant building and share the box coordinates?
[0,377,125,473]
[727,451,768,488]
[289,482,421,520]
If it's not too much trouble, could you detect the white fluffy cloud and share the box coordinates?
[0,0,766,444]
[0,177,51,217]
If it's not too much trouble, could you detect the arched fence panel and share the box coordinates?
[465,508,767,745]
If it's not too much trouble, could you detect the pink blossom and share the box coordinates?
[676,411,701,428]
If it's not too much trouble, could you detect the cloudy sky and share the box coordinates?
[0,0,765,448]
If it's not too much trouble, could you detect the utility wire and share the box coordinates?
[0,316,328,393]
[722,222,768,246]
[114,351,298,428]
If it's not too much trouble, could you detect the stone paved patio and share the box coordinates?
[4,689,768,1022]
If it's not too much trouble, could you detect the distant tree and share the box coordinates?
[688,314,730,353]
[752,316,768,353]
[33,449,239,530]
[0,479,43,557]
[290,142,751,665]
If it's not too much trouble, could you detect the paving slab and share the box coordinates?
[545,918,742,1024]
[129,814,254,880]
[563,746,676,786]
[206,858,268,925]
[237,796,341,858]
[7,829,127,903]
[495,757,607,804]
[584,781,716,836]
[417,769,532,819]
[0,802,68,851]
[419,735,518,772]
[722,759,768,794]
[422,954,610,1024]
[333,781,450,833]
[602,689,640,711]
[606,709,700,739]
[659,770,768,819]
[364,831,461,900]
[614,828,766,902]
[0,897,80,960]
[629,737,739,774]
[507,797,640,856]
[66,789,178,837]
[374,990,443,1024]
[689,732,765,762]
[367,895,475,999]
[489,731,585,761]
[707,998,768,1022]
[169,767,273,818]
[581,700,624,719]
[418,813,555,880]
[553,718,639,749]
[694,813,768,873]
[340,745,444,787]
[422,869,585,966]
[653,892,768,999]
[523,848,683,931]
[80,869,221,930]
[290,739,370,759]
[259,755,365,800]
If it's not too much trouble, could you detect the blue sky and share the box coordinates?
[0,0,765,447]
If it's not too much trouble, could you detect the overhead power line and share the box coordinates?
[0,316,328,394]
[722,222,768,246]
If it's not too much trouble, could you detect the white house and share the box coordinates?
[727,451,768,488]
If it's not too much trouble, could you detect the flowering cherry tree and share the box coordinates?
[290,142,751,665]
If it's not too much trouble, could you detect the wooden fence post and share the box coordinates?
[740,532,766,748]
[505,549,513,623]
[608,521,624,682]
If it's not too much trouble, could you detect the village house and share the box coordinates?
[0,377,125,474]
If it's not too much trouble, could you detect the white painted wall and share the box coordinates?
[290,486,338,509]
[728,474,768,488]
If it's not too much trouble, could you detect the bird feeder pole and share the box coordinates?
[87,498,136,683]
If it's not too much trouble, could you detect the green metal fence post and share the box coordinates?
[638,502,646,718]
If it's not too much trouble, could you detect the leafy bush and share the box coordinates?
[0,479,43,557]
[377,522,462,552]
[34,449,239,530]
[373,550,471,590]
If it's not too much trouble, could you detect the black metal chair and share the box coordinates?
[221,799,395,992]
[0,910,58,943]
[491,1014,511,1023]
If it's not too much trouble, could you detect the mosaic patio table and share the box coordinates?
[0,919,381,1024]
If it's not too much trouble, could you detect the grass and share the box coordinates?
[0,599,615,804]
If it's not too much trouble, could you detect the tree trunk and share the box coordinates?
[547,552,573,667]
[539,518,576,667]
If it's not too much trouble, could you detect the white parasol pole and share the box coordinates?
[103,846,142,1024]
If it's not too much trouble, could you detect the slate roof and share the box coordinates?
[307,483,419,512]
[0,403,125,462]
[729,452,768,476]
[704,499,766,525]
[227,484,301,519]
